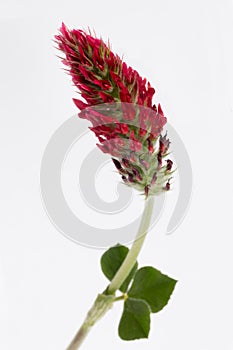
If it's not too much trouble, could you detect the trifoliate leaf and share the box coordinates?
[128,266,177,313]
[118,298,151,340]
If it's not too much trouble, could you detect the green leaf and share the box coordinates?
[118,298,150,340]
[128,266,177,313]
[100,244,138,292]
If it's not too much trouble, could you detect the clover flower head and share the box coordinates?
[55,23,174,197]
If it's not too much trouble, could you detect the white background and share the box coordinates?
[1,0,233,349]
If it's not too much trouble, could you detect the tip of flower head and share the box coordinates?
[60,22,67,35]
[56,22,73,46]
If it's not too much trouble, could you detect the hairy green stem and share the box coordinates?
[66,325,90,350]
[66,196,155,350]
[107,196,155,294]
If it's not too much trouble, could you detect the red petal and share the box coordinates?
[73,98,88,110]
[158,103,164,116]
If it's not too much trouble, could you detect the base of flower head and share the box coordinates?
[111,132,174,198]
[77,102,173,198]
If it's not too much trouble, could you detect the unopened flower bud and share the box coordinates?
[151,172,157,185]
[166,159,173,171]
[159,132,170,155]
[112,158,122,170]
[128,173,134,183]
[132,168,142,181]
[145,185,151,197]
[122,158,130,168]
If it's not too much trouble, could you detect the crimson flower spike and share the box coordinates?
[55,23,174,197]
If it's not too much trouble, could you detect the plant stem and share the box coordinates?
[66,293,115,350]
[114,294,127,302]
[107,195,155,294]
[66,325,90,350]
[66,195,155,350]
